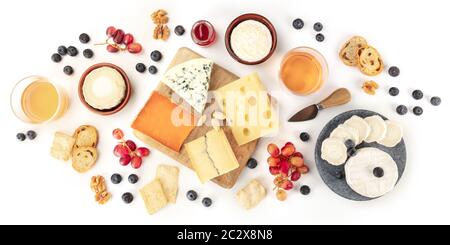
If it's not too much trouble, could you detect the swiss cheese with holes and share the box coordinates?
[214,72,279,146]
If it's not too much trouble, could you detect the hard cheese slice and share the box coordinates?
[185,129,239,183]
[214,72,279,146]
[161,58,213,114]
[131,92,195,152]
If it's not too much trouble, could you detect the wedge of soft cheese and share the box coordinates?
[185,129,239,183]
[161,58,213,114]
[214,72,279,146]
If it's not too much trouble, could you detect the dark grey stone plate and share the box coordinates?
[314,109,407,201]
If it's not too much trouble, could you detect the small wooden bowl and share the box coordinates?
[78,63,132,116]
[225,13,277,65]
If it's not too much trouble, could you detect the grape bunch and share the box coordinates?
[267,142,309,201]
[112,129,150,169]
[98,26,142,54]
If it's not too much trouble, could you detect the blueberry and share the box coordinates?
[67,46,78,56]
[389,87,399,96]
[373,167,384,178]
[111,174,122,184]
[128,174,139,184]
[16,133,26,142]
[135,63,146,73]
[348,147,357,157]
[83,49,94,59]
[174,25,185,36]
[148,65,158,74]
[313,22,323,32]
[431,96,441,106]
[150,50,162,62]
[299,132,310,142]
[335,171,345,180]
[396,105,408,115]
[58,46,67,56]
[79,33,90,44]
[344,139,355,149]
[315,33,325,42]
[63,65,74,75]
[413,106,423,116]
[26,130,37,140]
[122,192,134,204]
[412,90,423,100]
[51,53,62,63]
[202,197,212,207]
[186,190,198,201]
[388,66,400,77]
[246,158,258,169]
[299,185,311,195]
[292,18,304,30]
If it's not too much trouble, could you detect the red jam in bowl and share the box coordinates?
[191,20,216,46]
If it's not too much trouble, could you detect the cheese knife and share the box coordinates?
[288,88,351,122]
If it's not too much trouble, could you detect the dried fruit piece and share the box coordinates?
[362,80,379,95]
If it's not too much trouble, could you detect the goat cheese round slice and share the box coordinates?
[364,115,387,143]
[345,147,398,198]
[321,138,348,166]
[378,121,403,147]
[344,115,371,144]
[330,125,359,145]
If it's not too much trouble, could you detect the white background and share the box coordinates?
[1,0,449,225]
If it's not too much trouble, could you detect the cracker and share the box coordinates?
[73,125,98,148]
[139,179,168,215]
[156,165,179,203]
[236,179,266,209]
[50,132,75,161]
[72,146,98,173]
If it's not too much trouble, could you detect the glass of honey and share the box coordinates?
[279,47,328,95]
[10,76,68,124]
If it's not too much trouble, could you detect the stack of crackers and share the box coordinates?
[339,36,384,76]
[140,165,179,215]
[50,125,99,173]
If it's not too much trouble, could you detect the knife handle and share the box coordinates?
[318,88,351,109]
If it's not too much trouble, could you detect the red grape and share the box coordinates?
[269,166,280,175]
[289,156,304,167]
[113,29,125,44]
[131,156,142,169]
[290,171,301,181]
[119,154,131,166]
[267,156,280,167]
[292,152,304,159]
[298,165,309,174]
[127,43,142,54]
[113,144,129,157]
[106,26,116,37]
[276,189,287,201]
[123,34,134,45]
[107,44,119,53]
[112,128,124,140]
[281,180,294,190]
[279,160,290,176]
[125,140,137,151]
[267,143,280,157]
[281,144,295,157]
[136,147,150,157]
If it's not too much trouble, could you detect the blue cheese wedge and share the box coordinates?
[185,129,239,183]
[161,58,213,113]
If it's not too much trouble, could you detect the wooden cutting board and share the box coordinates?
[134,47,258,189]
